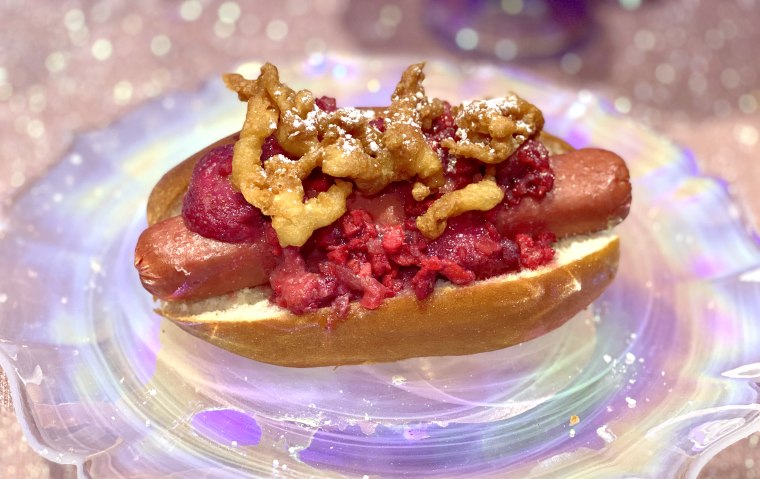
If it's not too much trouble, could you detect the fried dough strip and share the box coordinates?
[441,95,544,163]
[224,62,543,246]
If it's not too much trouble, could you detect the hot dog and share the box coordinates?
[134,62,631,367]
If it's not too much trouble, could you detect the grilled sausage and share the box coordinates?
[135,146,630,302]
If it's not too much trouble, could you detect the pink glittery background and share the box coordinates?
[1,1,758,477]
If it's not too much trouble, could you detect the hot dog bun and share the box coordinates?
[159,231,618,367]
[143,133,621,367]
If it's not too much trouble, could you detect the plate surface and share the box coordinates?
[1,56,760,478]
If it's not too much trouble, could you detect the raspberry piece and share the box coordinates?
[261,134,290,161]
[341,210,376,239]
[358,275,392,309]
[369,117,386,132]
[496,139,554,206]
[516,232,556,269]
[303,169,333,200]
[444,157,483,191]
[320,262,391,310]
[269,248,339,314]
[381,225,405,254]
[425,101,457,147]
[367,238,392,277]
[411,266,438,300]
[411,256,476,301]
[315,96,337,112]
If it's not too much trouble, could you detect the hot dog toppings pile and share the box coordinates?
[135,62,631,364]
[223,63,544,247]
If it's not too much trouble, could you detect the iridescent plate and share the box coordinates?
[1,56,759,478]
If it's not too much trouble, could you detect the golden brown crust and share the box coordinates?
[160,235,618,367]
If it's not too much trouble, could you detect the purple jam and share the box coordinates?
[182,143,267,243]
[426,212,520,280]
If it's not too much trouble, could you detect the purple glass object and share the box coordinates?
[425,0,591,59]
[192,409,262,446]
